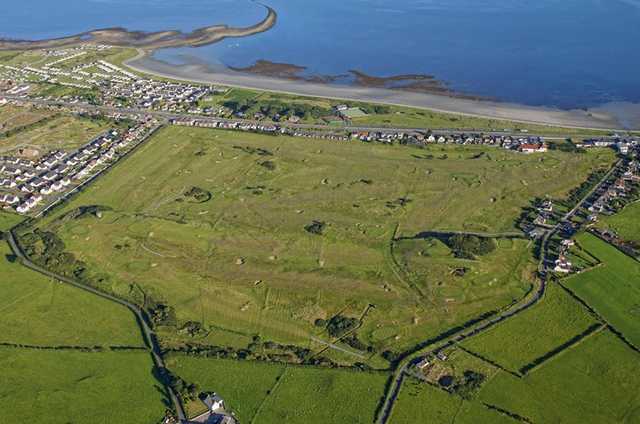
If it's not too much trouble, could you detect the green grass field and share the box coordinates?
[0,348,166,424]
[564,233,640,347]
[390,379,515,424]
[168,354,386,423]
[167,355,285,421]
[0,211,22,231]
[478,330,640,423]
[255,366,386,424]
[597,201,640,245]
[32,126,613,357]
[0,243,142,347]
[462,284,598,372]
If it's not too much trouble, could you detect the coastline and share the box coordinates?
[125,51,640,131]
[0,6,276,51]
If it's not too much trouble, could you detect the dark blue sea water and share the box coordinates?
[2,0,640,109]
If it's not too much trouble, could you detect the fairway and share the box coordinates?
[0,244,142,347]
[168,354,386,424]
[478,330,640,423]
[0,348,166,424]
[32,126,614,357]
[564,233,640,347]
[462,284,598,372]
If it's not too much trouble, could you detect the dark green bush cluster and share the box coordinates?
[326,315,359,338]
[445,234,496,259]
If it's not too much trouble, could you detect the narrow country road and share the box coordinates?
[4,230,188,423]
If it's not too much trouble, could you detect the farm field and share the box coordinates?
[254,365,386,424]
[0,243,142,347]
[0,348,166,424]
[564,232,640,347]
[168,355,286,422]
[0,113,110,157]
[597,201,640,245]
[30,126,614,357]
[461,284,598,373]
[478,330,640,423]
[168,355,386,423]
[390,379,515,424]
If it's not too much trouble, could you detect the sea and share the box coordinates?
[2,0,640,109]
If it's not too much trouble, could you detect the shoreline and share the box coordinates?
[125,51,640,131]
[0,6,276,51]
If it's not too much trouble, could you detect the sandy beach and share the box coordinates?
[126,52,640,131]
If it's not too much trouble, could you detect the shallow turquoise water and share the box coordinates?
[3,0,640,108]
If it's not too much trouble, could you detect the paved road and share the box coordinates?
[5,230,188,423]
[2,94,620,140]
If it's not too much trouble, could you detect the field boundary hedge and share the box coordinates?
[518,323,604,375]
[0,342,147,352]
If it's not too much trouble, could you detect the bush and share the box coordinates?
[305,220,326,235]
[445,234,496,259]
[326,315,359,338]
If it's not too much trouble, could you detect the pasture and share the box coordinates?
[461,284,598,372]
[564,232,640,347]
[390,379,515,424]
[168,355,386,423]
[0,348,166,424]
[0,243,142,347]
[478,330,640,423]
[35,126,613,356]
[167,355,286,421]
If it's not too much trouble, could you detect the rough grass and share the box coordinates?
[0,348,166,424]
[390,379,515,424]
[0,104,53,133]
[351,105,613,136]
[478,330,640,424]
[0,244,142,347]
[167,355,387,424]
[564,232,640,347]
[0,114,109,157]
[36,126,613,355]
[462,284,598,372]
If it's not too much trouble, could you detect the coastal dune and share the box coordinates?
[126,54,638,131]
